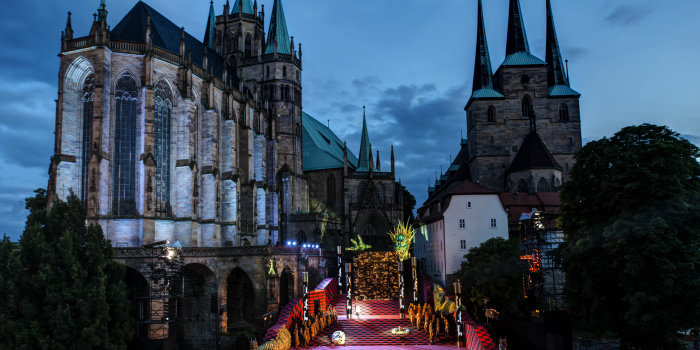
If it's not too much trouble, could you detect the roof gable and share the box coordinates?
[508,131,563,173]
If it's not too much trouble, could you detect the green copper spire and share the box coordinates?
[506,0,530,56]
[356,107,374,172]
[231,0,254,15]
[546,0,568,87]
[97,0,108,22]
[265,0,291,55]
[204,1,216,49]
[472,0,498,96]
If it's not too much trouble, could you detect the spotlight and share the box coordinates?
[292,241,297,246]
[286,241,291,246]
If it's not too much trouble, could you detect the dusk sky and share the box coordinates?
[1,0,699,240]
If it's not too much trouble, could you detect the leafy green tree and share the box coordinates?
[9,189,133,349]
[0,235,22,349]
[455,237,527,323]
[559,124,700,349]
[398,183,417,223]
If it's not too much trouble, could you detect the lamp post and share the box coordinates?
[398,260,405,318]
[411,256,418,304]
[337,246,343,293]
[345,262,352,319]
[302,272,309,321]
[454,280,463,348]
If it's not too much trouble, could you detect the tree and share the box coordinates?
[398,183,417,223]
[559,124,700,349]
[8,189,133,349]
[455,237,527,323]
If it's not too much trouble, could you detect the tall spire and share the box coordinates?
[231,0,254,15]
[546,0,568,87]
[65,11,74,40]
[506,0,530,56]
[265,0,291,55]
[357,107,373,172]
[204,1,216,49]
[472,0,495,93]
[97,0,108,22]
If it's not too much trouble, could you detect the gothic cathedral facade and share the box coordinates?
[47,0,404,250]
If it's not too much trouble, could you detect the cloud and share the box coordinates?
[563,46,591,61]
[604,5,652,26]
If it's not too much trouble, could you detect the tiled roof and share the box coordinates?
[548,85,580,97]
[471,88,505,99]
[231,0,254,15]
[111,1,229,81]
[302,112,358,172]
[508,131,563,173]
[501,51,545,66]
[265,0,292,55]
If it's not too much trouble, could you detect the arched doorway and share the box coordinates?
[177,264,218,350]
[124,267,149,349]
[226,268,255,331]
[279,267,294,307]
[354,211,391,251]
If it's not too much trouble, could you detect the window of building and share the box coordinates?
[437,202,442,212]
[512,146,518,152]
[266,66,270,78]
[568,137,573,147]
[80,74,95,205]
[113,74,138,216]
[244,35,252,58]
[490,218,497,228]
[522,96,533,118]
[460,240,466,250]
[283,66,287,78]
[327,175,336,205]
[459,219,465,228]
[537,177,551,192]
[154,80,173,217]
[559,103,569,122]
[467,201,472,208]
[487,105,495,122]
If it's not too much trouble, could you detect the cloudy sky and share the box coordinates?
[1,0,699,240]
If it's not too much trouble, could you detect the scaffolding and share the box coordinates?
[136,240,184,340]
[519,211,566,311]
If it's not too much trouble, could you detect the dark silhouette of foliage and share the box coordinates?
[559,124,700,349]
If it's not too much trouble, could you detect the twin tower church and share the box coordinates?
[47,0,582,250]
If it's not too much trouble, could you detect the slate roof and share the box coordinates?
[111,1,230,81]
[231,0,254,15]
[548,85,580,97]
[302,112,358,172]
[471,88,504,99]
[501,51,545,66]
[508,131,563,173]
[505,0,531,57]
[265,0,292,55]
[355,110,378,173]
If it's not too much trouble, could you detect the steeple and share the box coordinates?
[97,0,108,22]
[231,0,254,15]
[546,0,568,87]
[65,11,74,40]
[376,149,381,171]
[471,0,498,97]
[204,1,216,50]
[356,107,374,172]
[265,0,291,55]
[506,0,530,56]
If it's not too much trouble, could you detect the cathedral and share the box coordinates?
[47,0,404,251]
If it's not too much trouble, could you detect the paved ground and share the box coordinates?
[307,297,459,349]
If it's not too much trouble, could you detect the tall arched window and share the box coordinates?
[522,96,533,118]
[327,175,336,205]
[154,80,173,217]
[113,75,138,216]
[537,177,551,192]
[559,103,569,121]
[244,35,252,58]
[376,183,385,203]
[487,105,496,123]
[81,74,95,204]
[357,181,367,202]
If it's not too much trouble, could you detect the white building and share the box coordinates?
[415,177,508,286]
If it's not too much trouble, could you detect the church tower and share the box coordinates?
[465,0,581,193]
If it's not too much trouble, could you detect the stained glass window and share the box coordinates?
[154,80,172,217]
[81,74,95,205]
[113,75,138,216]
